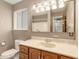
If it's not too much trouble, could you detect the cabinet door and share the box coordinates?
[42,51,58,59]
[19,52,28,59]
[29,48,41,59]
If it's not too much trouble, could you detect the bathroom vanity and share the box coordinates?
[19,40,77,59]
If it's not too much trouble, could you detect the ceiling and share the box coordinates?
[4,0,23,5]
[3,0,73,5]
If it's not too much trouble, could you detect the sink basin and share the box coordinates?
[39,42,56,48]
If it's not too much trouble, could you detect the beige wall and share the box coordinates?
[0,1,13,54]
[13,0,75,40]
[13,30,31,40]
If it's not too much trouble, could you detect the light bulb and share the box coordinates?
[32,5,36,10]
[44,1,49,6]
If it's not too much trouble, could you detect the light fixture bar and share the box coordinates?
[32,0,66,13]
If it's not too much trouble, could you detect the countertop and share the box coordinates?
[20,39,77,58]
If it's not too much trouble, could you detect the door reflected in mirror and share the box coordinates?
[52,16,66,32]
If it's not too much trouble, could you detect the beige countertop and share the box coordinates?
[20,39,77,58]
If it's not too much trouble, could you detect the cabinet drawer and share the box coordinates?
[29,48,41,53]
[20,45,29,54]
[19,52,28,59]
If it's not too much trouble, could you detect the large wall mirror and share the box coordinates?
[31,0,75,36]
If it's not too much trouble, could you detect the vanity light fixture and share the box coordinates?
[32,0,65,13]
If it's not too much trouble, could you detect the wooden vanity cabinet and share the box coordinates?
[19,45,76,59]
